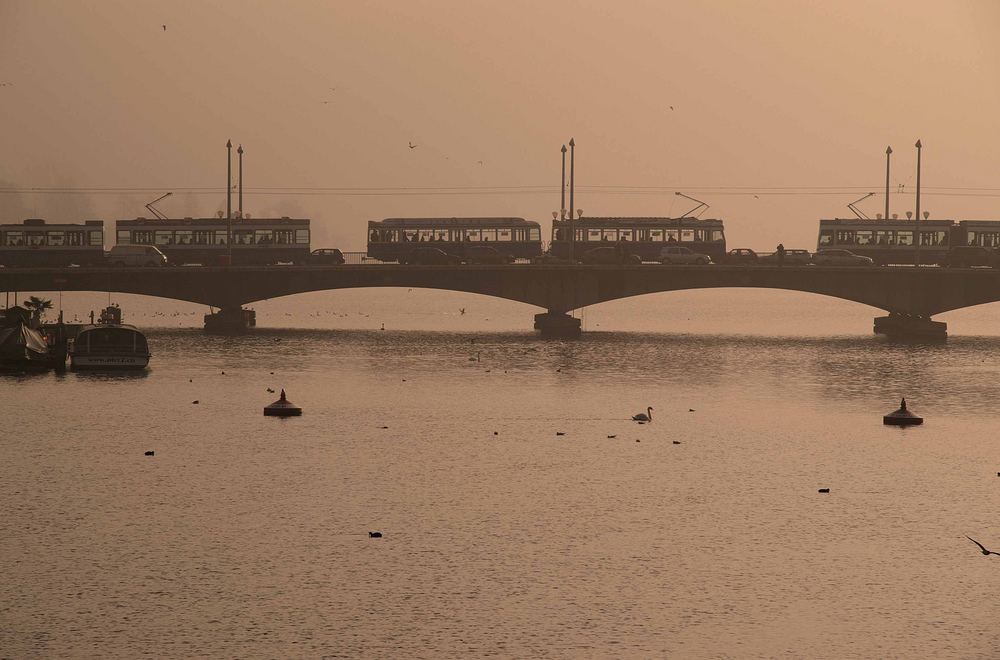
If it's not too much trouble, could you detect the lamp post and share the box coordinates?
[884,146,892,220]
[568,138,576,262]
[238,144,244,218]
[226,139,233,264]
[560,144,567,219]
[915,139,922,266]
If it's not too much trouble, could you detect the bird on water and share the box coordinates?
[632,407,653,422]
[966,536,1000,556]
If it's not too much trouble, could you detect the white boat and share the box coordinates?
[69,307,150,370]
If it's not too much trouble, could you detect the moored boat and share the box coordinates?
[69,306,150,370]
[0,308,54,371]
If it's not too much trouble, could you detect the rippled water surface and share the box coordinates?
[3,289,1000,658]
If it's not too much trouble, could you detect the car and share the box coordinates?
[530,253,576,265]
[309,248,346,265]
[759,248,812,265]
[580,246,642,265]
[461,245,515,265]
[106,245,168,267]
[403,247,462,265]
[658,246,712,265]
[724,248,759,264]
[946,246,998,268]
[810,249,874,266]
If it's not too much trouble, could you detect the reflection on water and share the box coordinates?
[4,305,1000,658]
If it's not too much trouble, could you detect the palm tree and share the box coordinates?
[23,296,53,323]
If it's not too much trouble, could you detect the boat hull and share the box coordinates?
[70,354,150,370]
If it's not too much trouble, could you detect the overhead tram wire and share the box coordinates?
[3,184,1000,198]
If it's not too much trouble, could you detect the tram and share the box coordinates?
[817,217,976,265]
[115,216,311,265]
[549,216,726,261]
[366,217,542,263]
[0,219,105,267]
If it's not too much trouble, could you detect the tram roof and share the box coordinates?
[117,217,309,226]
[0,219,104,228]
[820,217,954,227]
[371,217,536,227]
[552,216,723,227]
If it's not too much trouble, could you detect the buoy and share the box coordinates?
[144,450,155,456]
[607,435,617,439]
[556,432,565,436]
[369,531,382,538]
[493,431,498,436]
[264,389,302,417]
[883,398,923,426]
[818,488,830,493]
[672,440,681,445]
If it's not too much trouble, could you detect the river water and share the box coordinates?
[2,288,1000,658]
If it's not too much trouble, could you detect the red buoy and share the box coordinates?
[883,398,922,426]
[264,389,302,417]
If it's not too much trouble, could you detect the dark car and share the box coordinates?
[309,248,345,265]
[724,248,758,264]
[946,246,998,268]
[580,246,642,265]
[461,245,515,265]
[403,247,462,265]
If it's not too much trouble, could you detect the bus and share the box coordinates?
[549,216,726,262]
[367,217,542,263]
[115,216,311,265]
[0,219,105,267]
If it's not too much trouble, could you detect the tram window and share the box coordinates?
[417,229,433,242]
[497,228,512,241]
[175,230,193,245]
[835,230,856,244]
[434,229,449,241]
[274,230,294,244]
[873,230,890,245]
[920,231,945,246]
[602,229,617,241]
[896,231,913,246]
[856,230,873,246]
[5,231,23,246]
[215,231,228,245]
[818,230,833,246]
[295,229,310,244]
[89,231,102,246]
[134,230,154,244]
[254,230,273,244]
[619,229,634,241]
[47,231,65,246]
[26,231,45,246]
[650,229,664,241]
[681,229,695,242]
[116,230,130,245]
[665,229,679,242]
[154,230,174,246]
[575,229,585,241]
[587,229,601,241]
[193,230,213,245]
[707,230,724,242]
[67,231,85,246]
[481,229,497,242]
[529,228,540,241]
[465,229,481,241]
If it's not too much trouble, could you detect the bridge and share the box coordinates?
[4,263,1000,338]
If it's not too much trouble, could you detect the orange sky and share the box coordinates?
[2,1,999,249]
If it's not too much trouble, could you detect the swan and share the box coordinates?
[632,406,653,422]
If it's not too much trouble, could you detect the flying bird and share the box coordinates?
[162,24,167,31]
[753,195,759,199]
[669,105,674,110]
[459,308,466,315]
[408,141,418,149]
[966,536,1000,556]
[477,160,484,166]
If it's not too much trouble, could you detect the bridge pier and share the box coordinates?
[533,311,581,338]
[873,313,947,341]
[204,306,256,334]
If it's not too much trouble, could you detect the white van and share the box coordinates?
[106,245,168,267]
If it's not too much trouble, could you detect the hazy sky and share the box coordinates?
[2,1,999,249]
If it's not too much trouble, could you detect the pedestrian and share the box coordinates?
[776,243,786,268]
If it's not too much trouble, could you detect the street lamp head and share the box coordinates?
[923,211,930,220]
[569,138,575,147]
[886,146,892,154]
[915,139,922,148]
[552,211,558,219]
[561,145,567,153]
[238,145,244,154]
[906,211,913,219]
[226,139,232,148]
[577,209,583,218]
